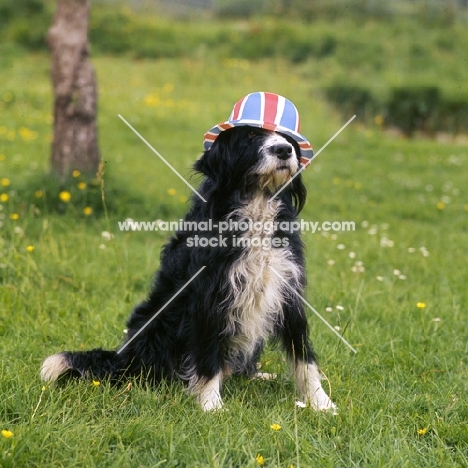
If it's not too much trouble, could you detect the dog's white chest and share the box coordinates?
[225,198,302,359]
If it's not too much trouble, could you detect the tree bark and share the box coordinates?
[48,0,99,179]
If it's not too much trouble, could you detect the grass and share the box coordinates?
[1,24,468,468]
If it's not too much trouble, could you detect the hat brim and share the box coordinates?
[203,120,314,168]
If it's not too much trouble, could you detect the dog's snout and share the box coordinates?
[272,143,293,160]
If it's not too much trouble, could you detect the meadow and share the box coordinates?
[1,11,468,467]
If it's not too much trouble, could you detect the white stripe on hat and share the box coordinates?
[259,92,265,123]
[294,103,300,132]
[274,95,286,126]
[237,95,248,121]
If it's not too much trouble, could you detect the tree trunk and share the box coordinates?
[48,0,99,180]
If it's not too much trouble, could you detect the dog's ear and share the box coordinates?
[194,138,236,217]
[194,132,234,184]
[290,173,307,214]
[286,139,307,214]
[194,149,218,180]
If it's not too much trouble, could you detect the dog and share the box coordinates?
[41,92,336,412]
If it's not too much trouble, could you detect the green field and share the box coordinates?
[1,10,468,467]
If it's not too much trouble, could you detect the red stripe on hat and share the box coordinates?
[219,123,235,130]
[204,134,217,142]
[263,123,276,131]
[263,92,279,125]
[231,97,245,121]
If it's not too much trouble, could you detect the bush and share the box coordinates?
[0,0,44,27]
[325,84,468,136]
[325,86,381,122]
[0,0,51,50]
[386,87,440,136]
[89,11,133,54]
[439,99,468,134]
[214,0,267,18]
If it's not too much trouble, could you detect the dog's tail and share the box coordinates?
[40,349,120,382]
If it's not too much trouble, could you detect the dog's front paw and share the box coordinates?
[193,372,224,412]
[297,393,338,414]
[309,389,338,414]
[199,391,223,412]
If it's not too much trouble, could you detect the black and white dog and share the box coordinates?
[41,124,336,412]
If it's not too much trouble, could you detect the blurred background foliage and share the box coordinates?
[1,0,467,136]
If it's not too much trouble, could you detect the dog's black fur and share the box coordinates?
[41,126,335,411]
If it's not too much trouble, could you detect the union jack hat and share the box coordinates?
[203,92,314,167]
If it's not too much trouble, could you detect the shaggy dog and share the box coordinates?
[41,114,336,412]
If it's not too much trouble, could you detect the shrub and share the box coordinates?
[0,0,44,27]
[325,84,468,136]
[214,0,267,18]
[325,86,381,122]
[386,87,440,136]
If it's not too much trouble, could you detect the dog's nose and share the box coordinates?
[272,143,293,160]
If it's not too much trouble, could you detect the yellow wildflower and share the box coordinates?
[0,193,8,202]
[144,93,160,107]
[77,182,87,190]
[92,380,100,386]
[167,188,177,196]
[1,178,10,187]
[72,170,81,178]
[416,302,427,309]
[34,190,43,198]
[18,127,38,141]
[436,202,445,210]
[1,429,13,439]
[374,115,384,126]
[418,427,427,435]
[83,206,93,216]
[26,245,35,253]
[179,195,188,203]
[256,454,264,466]
[59,191,71,203]
[270,423,282,431]
[10,213,19,220]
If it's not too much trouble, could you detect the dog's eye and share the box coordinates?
[248,130,260,139]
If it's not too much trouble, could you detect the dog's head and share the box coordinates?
[195,126,307,213]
